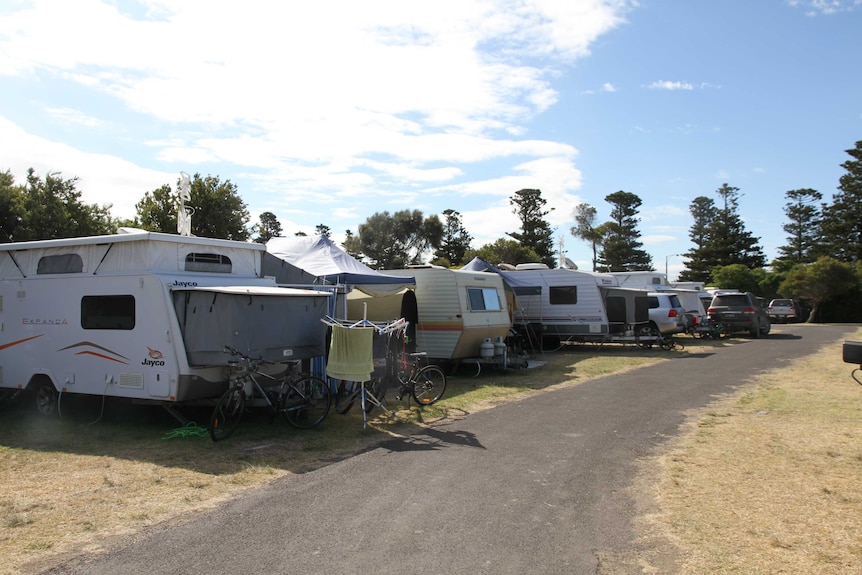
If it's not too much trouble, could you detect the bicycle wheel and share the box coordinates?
[411,365,446,406]
[209,386,246,442]
[283,376,331,429]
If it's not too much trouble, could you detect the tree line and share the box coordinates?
[2,140,862,322]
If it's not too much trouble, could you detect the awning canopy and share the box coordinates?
[265,235,414,296]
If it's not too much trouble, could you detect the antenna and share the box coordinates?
[176,172,194,236]
[557,234,566,269]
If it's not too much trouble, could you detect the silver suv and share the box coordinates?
[708,291,771,337]
[646,292,686,335]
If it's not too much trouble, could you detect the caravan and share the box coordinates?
[347,265,512,362]
[461,260,652,346]
[0,229,331,416]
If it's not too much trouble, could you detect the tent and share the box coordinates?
[263,235,416,327]
[264,235,414,297]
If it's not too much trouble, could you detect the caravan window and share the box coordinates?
[185,253,232,273]
[37,254,84,274]
[81,295,135,330]
[549,286,577,305]
[467,287,502,311]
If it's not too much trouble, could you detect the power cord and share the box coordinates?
[162,422,209,439]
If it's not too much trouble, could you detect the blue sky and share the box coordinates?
[1,0,860,279]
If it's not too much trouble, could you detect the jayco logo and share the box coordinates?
[172,280,198,287]
[142,346,166,366]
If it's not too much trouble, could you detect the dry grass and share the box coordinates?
[640,327,862,574]
[0,343,669,575]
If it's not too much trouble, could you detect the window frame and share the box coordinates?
[81,295,136,330]
[467,287,503,312]
[548,285,577,305]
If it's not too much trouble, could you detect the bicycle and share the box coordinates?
[658,336,686,351]
[209,346,331,442]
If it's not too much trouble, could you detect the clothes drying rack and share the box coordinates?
[321,304,408,427]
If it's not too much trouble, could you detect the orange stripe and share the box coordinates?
[74,351,129,364]
[0,334,44,351]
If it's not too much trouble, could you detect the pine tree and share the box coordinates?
[508,188,556,267]
[597,191,653,272]
[678,196,716,282]
[433,209,473,267]
[819,140,862,263]
[253,211,282,243]
[678,184,765,282]
[776,188,822,264]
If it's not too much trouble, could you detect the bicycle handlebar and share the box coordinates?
[223,346,265,365]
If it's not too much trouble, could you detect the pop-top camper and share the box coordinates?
[346,265,512,361]
[0,229,331,415]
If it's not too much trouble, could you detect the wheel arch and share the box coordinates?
[25,372,58,392]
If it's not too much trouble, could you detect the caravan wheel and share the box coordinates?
[32,378,59,417]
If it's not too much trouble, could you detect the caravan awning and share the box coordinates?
[172,285,331,297]
[172,285,330,365]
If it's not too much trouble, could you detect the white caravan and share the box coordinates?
[460,259,657,347]
[347,265,512,361]
[505,264,616,342]
[0,229,331,415]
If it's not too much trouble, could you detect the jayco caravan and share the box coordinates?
[0,229,331,415]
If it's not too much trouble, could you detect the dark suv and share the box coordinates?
[707,291,771,338]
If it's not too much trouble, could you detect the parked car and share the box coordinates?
[767,298,797,323]
[707,292,771,338]
[645,292,686,335]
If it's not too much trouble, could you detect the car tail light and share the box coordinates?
[707,307,716,314]
[743,306,756,315]
[668,309,679,318]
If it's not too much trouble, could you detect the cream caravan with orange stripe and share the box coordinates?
[347,265,512,361]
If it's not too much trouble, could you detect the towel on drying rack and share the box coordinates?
[326,324,374,382]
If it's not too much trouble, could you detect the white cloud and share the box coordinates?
[0,117,174,218]
[46,107,103,128]
[647,80,695,91]
[788,0,862,15]
[0,0,633,241]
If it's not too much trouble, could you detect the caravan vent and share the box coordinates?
[515,263,550,271]
[118,373,144,389]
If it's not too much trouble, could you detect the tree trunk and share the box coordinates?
[806,301,820,323]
